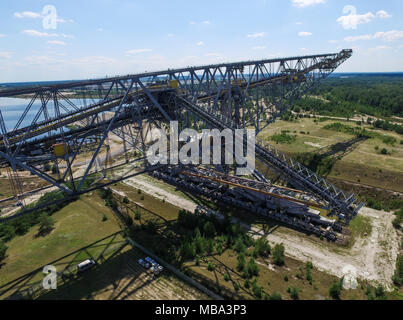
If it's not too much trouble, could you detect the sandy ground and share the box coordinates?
[123,174,400,290]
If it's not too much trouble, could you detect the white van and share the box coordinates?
[77,259,96,273]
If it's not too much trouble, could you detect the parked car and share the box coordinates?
[77,259,96,273]
[138,258,151,269]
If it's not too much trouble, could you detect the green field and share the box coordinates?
[259,117,403,193]
[0,192,123,299]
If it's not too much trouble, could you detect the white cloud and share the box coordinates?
[337,12,375,30]
[0,52,12,59]
[373,30,403,42]
[247,32,265,38]
[22,30,58,37]
[97,28,104,32]
[328,40,338,44]
[344,34,372,42]
[167,33,175,38]
[14,11,73,23]
[196,41,204,46]
[47,40,66,46]
[205,53,222,57]
[14,11,41,19]
[126,49,153,55]
[0,34,5,38]
[371,45,391,50]
[345,30,403,42]
[22,30,74,38]
[295,22,303,25]
[252,46,266,50]
[292,0,325,8]
[376,10,392,19]
[189,21,196,25]
[298,31,312,37]
[202,20,211,25]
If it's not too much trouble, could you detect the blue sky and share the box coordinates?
[0,0,402,82]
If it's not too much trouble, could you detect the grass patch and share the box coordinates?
[271,133,297,144]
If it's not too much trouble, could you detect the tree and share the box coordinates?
[247,258,259,277]
[123,197,130,204]
[375,285,387,300]
[329,280,342,300]
[290,287,299,300]
[252,279,262,299]
[38,214,55,236]
[237,253,246,272]
[0,240,8,262]
[272,243,285,266]
[203,221,216,238]
[254,237,271,257]
[0,224,16,242]
[392,254,403,286]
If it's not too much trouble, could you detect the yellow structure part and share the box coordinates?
[169,80,179,88]
[53,143,67,157]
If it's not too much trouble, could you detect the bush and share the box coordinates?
[134,210,141,220]
[270,292,282,300]
[224,273,230,282]
[247,258,259,277]
[207,262,214,271]
[237,253,246,272]
[271,133,296,144]
[272,244,285,266]
[102,214,108,222]
[38,214,55,236]
[254,237,271,257]
[329,280,342,299]
[284,275,289,282]
[252,279,262,299]
[290,287,299,300]
[375,285,387,300]
[392,254,403,286]
[244,279,250,289]
[123,197,129,204]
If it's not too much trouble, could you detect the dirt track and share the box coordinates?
[124,174,400,289]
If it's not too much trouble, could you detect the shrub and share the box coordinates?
[38,214,55,236]
[237,253,246,272]
[252,279,262,299]
[392,254,403,286]
[375,285,387,300]
[284,275,289,282]
[102,214,108,222]
[134,210,141,220]
[329,280,342,299]
[270,292,282,300]
[207,262,214,271]
[123,197,129,204]
[290,287,299,300]
[247,258,259,277]
[272,244,285,266]
[224,273,230,282]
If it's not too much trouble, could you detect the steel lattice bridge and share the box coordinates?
[0,49,363,241]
